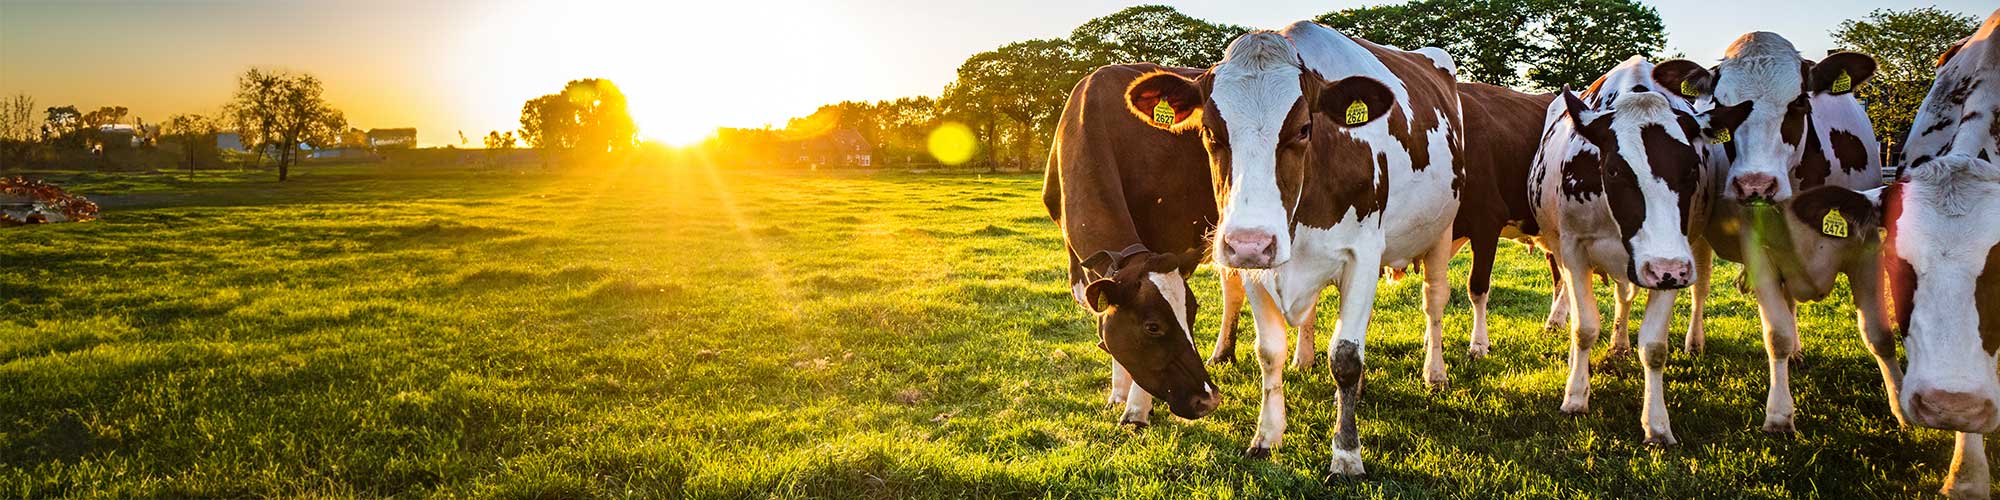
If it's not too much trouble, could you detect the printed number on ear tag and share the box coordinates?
[1679,79,1698,97]
[1344,100,1370,125]
[1830,71,1853,94]
[1713,128,1732,144]
[1822,208,1849,238]
[1152,100,1175,125]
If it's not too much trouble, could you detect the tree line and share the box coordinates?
[706,3,1975,171]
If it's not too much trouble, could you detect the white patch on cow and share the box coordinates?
[1606,92,1697,274]
[1894,156,2000,432]
[1714,32,1809,201]
[1209,32,1306,265]
[1147,271,1193,345]
[1071,281,1089,309]
[1413,46,1456,75]
[1810,91,1883,190]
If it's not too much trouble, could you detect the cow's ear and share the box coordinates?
[1698,99,1754,141]
[1790,185,1879,235]
[1938,36,1971,67]
[1084,278,1118,313]
[1127,71,1204,130]
[1318,76,1394,128]
[1810,52,1876,95]
[1653,59,1713,99]
[1560,87,1607,137]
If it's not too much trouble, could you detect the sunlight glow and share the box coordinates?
[927,122,977,165]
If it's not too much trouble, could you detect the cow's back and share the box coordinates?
[1455,82,1554,238]
[1046,63,1215,279]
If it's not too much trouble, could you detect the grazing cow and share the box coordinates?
[1527,56,1750,445]
[1823,10,2000,498]
[1686,32,1900,435]
[1452,82,1556,358]
[1044,63,1222,425]
[1124,22,1463,476]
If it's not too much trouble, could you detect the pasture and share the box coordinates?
[0,162,1969,498]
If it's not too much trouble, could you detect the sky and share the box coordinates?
[1,0,1992,147]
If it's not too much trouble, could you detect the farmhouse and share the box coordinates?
[366,128,417,149]
[794,128,872,167]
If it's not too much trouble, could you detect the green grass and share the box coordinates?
[0,162,1971,498]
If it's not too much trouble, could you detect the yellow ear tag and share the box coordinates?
[1344,100,1370,125]
[1822,208,1849,238]
[1679,79,1698,97]
[1151,100,1175,125]
[1713,128,1731,144]
[1830,71,1852,94]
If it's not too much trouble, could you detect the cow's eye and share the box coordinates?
[1144,322,1164,337]
[1294,123,1312,142]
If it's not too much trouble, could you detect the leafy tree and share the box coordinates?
[483,130,516,150]
[161,113,219,179]
[517,78,637,157]
[1831,7,1980,161]
[43,105,82,146]
[942,38,1091,169]
[1318,0,1665,90]
[1070,5,1249,68]
[226,68,347,181]
[81,106,129,128]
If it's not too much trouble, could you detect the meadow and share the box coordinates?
[0,161,1970,498]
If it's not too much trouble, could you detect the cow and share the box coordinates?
[1452,82,1556,358]
[1526,56,1750,445]
[1683,32,1901,436]
[1813,10,2000,498]
[1122,22,1463,476]
[1044,63,1222,427]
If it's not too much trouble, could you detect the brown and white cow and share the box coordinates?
[1453,82,1556,358]
[1124,22,1463,476]
[1528,56,1749,445]
[1686,32,1901,435]
[1045,63,1222,425]
[1820,10,2000,498]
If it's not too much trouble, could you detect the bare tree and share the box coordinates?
[227,68,346,181]
[0,93,36,169]
[162,113,219,180]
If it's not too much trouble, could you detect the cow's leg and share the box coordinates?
[1559,246,1601,415]
[1292,302,1319,369]
[1120,376,1154,427]
[1244,280,1291,458]
[1421,233,1453,389]
[1209,268,1245,365]
[1607,280,1636,357]
[1638,287,1679,445]
[1846,255,1906,425]
[1543,252,1570,331]
[1327,255,1383,478]
[1108,360,1132,406]
[1468,235,1498,360]
[1944,432,1990,499]
[1745,246,1800,433]
[1685,237,1712,354]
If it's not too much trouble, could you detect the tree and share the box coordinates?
[161,113,219,179]
[81,106,129,128]
[483,130,516,150]
[517,78,637,158]
[1070,5,1249,68]
[0,94,35,168]
[43,106,83,146]
[226,68,347,181]
[942,38,1091,170]
[1832,7,1980,162]
[1318,0,1665,90]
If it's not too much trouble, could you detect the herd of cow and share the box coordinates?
[1043,10,2000,497]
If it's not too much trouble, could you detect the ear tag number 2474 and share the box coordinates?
[1822,208,1849,238]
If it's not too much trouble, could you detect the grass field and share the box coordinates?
[0,162,1974,498]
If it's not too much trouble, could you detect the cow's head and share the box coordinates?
[1079,251,1219,419]
[1708,32,1876,202]
[1870,155,2000,433]
[1123,31,1394,269]
[1560,87,1751,289]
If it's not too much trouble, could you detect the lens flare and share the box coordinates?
[927,122,977,166]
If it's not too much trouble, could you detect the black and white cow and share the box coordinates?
[1817,9,2000,498]
[1124,22,1463,476]
[1527,56,1749,444]
[1687,32,1900,435]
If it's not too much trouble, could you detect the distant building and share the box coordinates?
[795,128,872,167]
[367,128,417,149]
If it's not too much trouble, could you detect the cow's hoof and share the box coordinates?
[1761,420,1795,434]
[1424,374,1449,392]
[1327,449,1366,477]
[1119,419,1149,430]
[1468,344,1489,361]
[1644,432,1678,447]
[1206,352,1236,365]
[1290,355,1317,371]
[1560,401,1589,416]
[1941,481,1990,500]
[1243,447,1271,460]
[1683,339,1704,355]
